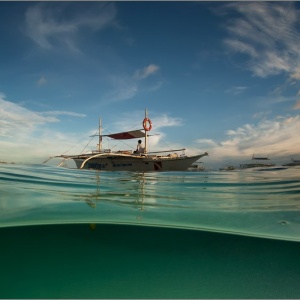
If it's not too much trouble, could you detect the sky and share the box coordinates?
[1,1,300,168]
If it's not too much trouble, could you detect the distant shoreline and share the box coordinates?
[0,161,15,164]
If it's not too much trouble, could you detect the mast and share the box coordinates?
[98,118,102,152]
[144,108,148,154]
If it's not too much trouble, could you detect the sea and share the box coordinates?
[1,163,300,299]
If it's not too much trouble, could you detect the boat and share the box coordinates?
[45,110,209,172]
[257,166,288,171]
[219,165,236,171]
[187,163,206,172]
[240,154,275,169]
[283,158,300,167]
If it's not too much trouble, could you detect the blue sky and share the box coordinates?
[1,1,300,167]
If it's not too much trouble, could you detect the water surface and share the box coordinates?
[1,164,300,241]
[1,164,300,298]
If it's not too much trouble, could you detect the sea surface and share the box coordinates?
[1,163,300,298]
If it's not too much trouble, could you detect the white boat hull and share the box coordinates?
[73,154,205,172]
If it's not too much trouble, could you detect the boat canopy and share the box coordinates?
[102,129,146,140]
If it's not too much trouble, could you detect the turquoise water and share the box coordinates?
[1,164,300,298]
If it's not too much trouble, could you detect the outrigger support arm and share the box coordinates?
[58,158,77,167]
[43,155,73,164]
[148,148,186,154]
[43,157,54,164]
[43,155,85,165]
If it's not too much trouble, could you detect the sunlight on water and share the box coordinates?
[1,164,300,241]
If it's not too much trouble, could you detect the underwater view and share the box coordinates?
[1,164,300,298]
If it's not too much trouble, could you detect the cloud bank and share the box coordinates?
[195,115,300,162]
[0,97,58,138]
[0,95,87,162]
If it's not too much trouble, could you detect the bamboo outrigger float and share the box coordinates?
[45,109,209,172]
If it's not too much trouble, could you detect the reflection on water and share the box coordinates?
[85,172,147,222]
[0,164,300,241]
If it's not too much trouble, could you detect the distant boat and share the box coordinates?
[219,165,236,171]
[283,158,300,167]
[257,166,288,171]
[45,109,209,172]
[187,163,206,172]
[240,154,275,169]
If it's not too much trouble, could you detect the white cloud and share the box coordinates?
[194,139,218,147]
[0,97,58,138]
[150,114,183,130]
[223,39,258,57]
[194,115,300,161]
[134,64,160,80]
[291,67,300,80]
[101,75,138,104]
[225,86,248,95]
[294,100,300,110]
[40,111,86,118]
[37,75,47,86]
[102,64,161,104]
[252,111,271,119]
[222,2,300,78]
[25,2,117,50]
[0,96,88,163]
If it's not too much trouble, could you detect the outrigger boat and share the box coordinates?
[45,110,209,172]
